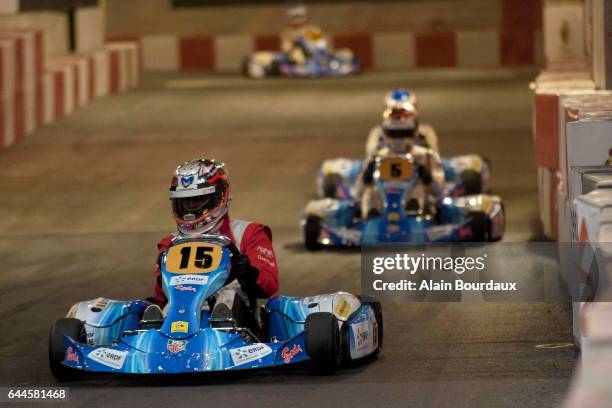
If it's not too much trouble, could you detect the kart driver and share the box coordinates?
[281,3,325,65]
[145,159,279,330]
[365,89,439,156]
[360,101,445,218]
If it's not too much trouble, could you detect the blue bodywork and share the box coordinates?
[305,154,504,247]
[245,37,360,78]
[59,236,379,375]
[316,157,490,200]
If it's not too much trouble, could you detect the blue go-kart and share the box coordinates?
[316,154,491,201]
[49,234,382,380]
[302,154,505,249]
[243,36,360,79]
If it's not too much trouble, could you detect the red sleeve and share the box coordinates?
[153,235,174,307]
[240,223,280,297]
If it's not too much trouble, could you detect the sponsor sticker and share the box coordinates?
[87,348,127,369]
[174,285,196,292]
[335,297,351,319]
[351,320,374,358]
[166,340,187,354]
[180,176,194,188]
[65,347,79,364]
[229,344,272,367]
[171,321,189,333]
[280,344,303,364]
[169,275,209,286]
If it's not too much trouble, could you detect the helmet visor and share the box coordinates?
[383,128,416,139]
[172,194,218,222]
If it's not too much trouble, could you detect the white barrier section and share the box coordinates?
[215,34,253,72]
[142,34,178,71]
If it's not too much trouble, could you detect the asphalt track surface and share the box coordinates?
[0,70,576,407]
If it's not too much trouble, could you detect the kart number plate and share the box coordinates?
[165,243,223,274]
[378,158,413,181]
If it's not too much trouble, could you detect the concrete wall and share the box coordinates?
[106,0,503,37]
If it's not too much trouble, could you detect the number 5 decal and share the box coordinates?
[165,243,223,274]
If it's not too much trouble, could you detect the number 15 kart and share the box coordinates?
[49,234,382,381]
[302,154,505,249]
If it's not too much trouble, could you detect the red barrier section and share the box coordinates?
[534,93,559,169]
[14,90,24,141]
[53,71,64,119]
[500,31,535,66]
[500,0,540,66]
[415,32,457,68]
[109,49,120,94]
[333,33,373,70]
[87,57,95,101]
[179,36,215,70]
[254,35,281,52]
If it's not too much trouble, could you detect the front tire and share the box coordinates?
[306,312,340,374]
[49,318,86,382]
[304,215,322,251]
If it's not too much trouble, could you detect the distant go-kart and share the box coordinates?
[317,154,491,201]
[242,34,360,78]
[49,234,382,380]
[302,154,505,249]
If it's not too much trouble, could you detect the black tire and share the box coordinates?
[304,215,322,251]
[305,312,340,374]
[460,169,483,195]
[49,318,86,382]
[240,57,250,77]
[469,211,490,242]
[322,173,342,198]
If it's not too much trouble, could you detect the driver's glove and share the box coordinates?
[418,166,433,186]
[231,254,265,297]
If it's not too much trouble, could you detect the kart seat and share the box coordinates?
[140,304,164,330]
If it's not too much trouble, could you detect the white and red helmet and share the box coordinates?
[286,3,307,27]
[169,159,231,234]
[381,101,419,153]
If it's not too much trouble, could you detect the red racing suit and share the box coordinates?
[153,215,279,307]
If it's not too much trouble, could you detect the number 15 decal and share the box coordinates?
[164,243,223,274]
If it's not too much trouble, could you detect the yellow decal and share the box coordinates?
[171,321,189,333]
[471,157,482,173]
[335,298,351,319]
[165,243,223,274]
[378,158,413,181]
[387,212,400,222]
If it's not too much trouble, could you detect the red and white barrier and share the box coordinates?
[0,29,43,149]
[138,30,542,72]
[0,28,140,152]
[42,43,141,125]
[532,70,598,240]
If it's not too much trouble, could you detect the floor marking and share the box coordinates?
[535,343,575,349]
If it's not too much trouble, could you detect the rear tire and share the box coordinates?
[460,169,483,195]
[306,312,340,375]
[469,211,490,242]
[49,318,86,382]
[304,215,322,251]
[240,57,250,77]
[322,173,342,198]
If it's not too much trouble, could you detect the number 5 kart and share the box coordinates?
[302,154,505,249]
[49,234,382,380]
